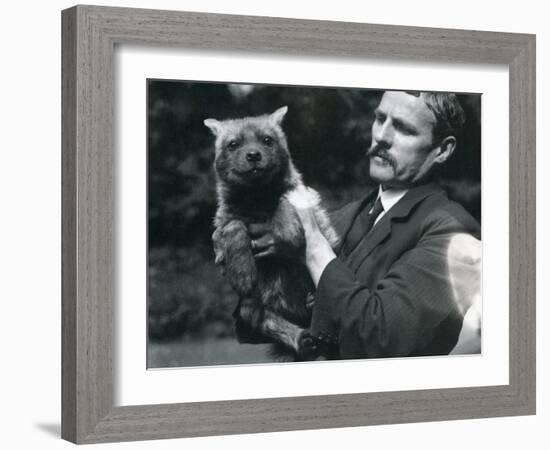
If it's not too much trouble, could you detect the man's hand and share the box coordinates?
[285,186,322,237]
[286,186,336,286]
[248,222,301,260]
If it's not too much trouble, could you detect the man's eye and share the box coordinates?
[395,123,416,136]
[227,140,240,150]
[262,136,273,146]
[374,113,386,124]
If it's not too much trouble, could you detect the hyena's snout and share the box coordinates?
[241,145,269,169]
[245,150,262,163]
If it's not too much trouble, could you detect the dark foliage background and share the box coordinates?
[147,80,481,367]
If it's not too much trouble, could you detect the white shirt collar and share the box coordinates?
[376,185,408,213]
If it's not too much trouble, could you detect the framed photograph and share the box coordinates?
[62,5,535,444]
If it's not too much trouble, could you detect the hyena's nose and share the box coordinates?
[246,151,262,162]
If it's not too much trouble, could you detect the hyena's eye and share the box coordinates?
[227,140,240,151]
[262,136,274,146]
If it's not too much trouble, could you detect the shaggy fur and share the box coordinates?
[204,106,338,360]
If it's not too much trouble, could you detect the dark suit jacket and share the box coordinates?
[311,182,481,359]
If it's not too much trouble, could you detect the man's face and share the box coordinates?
[368,91,442,189]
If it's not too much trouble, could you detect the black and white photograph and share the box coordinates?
[3,0,545,447]
[147,80,482,368]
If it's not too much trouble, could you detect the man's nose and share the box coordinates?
[373,120,393,146]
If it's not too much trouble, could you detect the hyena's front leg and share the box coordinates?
[212,220,257,297]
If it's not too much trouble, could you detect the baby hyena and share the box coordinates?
[204,106,338,360]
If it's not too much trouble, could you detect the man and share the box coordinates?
[253,91,482,359]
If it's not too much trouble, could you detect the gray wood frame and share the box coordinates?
[62,4,536,444]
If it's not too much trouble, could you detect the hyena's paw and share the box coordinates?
[297,329,338,361]
[296,329,319,361]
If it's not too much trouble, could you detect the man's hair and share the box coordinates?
[405,91,466,143]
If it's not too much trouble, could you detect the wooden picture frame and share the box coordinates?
[61,5,536,444]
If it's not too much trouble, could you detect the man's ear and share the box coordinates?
[204,118,222,136]
[270,106,288,126]
[434,136,456,164]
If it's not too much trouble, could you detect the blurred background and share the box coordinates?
[147,80,481,368]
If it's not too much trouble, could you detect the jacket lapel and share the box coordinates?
[347,182,443,271]
[331,187,378,255]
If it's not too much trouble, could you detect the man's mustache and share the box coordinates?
[367,144,396,168]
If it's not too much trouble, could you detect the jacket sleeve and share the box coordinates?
[310,216,480,359]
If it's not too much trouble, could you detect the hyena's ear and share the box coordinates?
[270,106,288,126]
[203,118,222,136]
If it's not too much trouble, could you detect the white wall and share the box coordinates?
[0,1,546,449]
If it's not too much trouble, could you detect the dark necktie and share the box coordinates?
[344,196,384,256]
